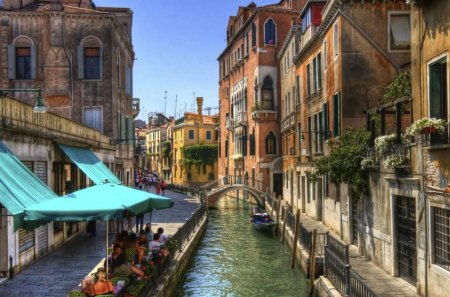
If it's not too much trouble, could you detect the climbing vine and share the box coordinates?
[381,71,411,104]
[310,128,371,201]
[162,141,171,158]
[181,144,218,174]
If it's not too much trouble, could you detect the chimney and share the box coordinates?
[51,0,63,11]
[196,97,203,117]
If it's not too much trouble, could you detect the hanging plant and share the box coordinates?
[406,118,446,136]
[383,154,407,169]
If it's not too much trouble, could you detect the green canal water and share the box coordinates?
[177,198,309,297]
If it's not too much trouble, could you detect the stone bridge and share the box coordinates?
[205,182,268,208]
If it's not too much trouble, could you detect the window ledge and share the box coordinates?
[81,79,102,82]
[431,264,450,278]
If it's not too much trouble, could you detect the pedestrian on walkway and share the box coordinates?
[136,213,144,233]
[156,182,161,195]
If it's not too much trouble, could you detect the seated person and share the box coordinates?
[157,227,169,244]
[82,268,114,296]
[104,243,122,273]
[115,230,129,250]
[112,253,145,278]
[151,233,162,259]
[138,230,148,247]
[144,223,154,242]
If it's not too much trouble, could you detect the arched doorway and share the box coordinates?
[270,157,282,197]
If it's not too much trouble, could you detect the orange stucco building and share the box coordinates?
[217,0,303,196]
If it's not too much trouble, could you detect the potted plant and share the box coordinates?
[383,154,407,169]
[374,134,398,155]
[406,118,446,136]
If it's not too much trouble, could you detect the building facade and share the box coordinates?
[0,96,115,277]
[0,0,136,186]
[410,0,450,295]
[218,0,302,196]
[173,97,218,186]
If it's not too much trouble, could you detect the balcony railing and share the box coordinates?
[281,113,295,132]
[225,117,233,131]
[237,111,247,126]
[132,98,140,117]
[422,126,450,147]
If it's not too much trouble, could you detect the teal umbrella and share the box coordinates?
[24,183,174,222]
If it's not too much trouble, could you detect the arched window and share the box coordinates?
[262,76,274,110]
[252,23,257,48]
[264,19,276,44]
[78,36,103,80]
[266,131,277,155]
[8,36,36,80]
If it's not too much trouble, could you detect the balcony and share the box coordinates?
[422,126,450,148]
[225,117,234,131]
[237,111,247,126]
[281,113,296,133]
[132,98,140,118]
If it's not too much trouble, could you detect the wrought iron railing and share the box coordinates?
[299,226,328,256]
[171,203,207,252]
[422,126,450,147]
[349,269,377,297]
[326,233,349,264]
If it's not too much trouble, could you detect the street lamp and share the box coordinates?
[0,88,47,113]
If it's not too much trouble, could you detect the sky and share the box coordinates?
[94,0,277,121]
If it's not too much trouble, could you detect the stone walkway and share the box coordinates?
[299,215,420,297]
[0,189,200,297]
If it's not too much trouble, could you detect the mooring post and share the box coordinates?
[309,229,318,296]
[275,196,282,235]
[291,209,301,268]
[280,205,288,243]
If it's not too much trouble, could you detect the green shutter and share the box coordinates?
[323,102,329,139]
[333,93,341,137]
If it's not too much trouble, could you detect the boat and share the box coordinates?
[250,207,276,231]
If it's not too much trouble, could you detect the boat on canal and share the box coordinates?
[250,207,276,231]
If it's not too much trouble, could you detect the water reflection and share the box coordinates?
[177,196,308,297]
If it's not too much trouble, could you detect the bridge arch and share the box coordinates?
[207,185,266,208]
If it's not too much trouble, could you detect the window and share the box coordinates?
[333,92,341,137]
[250,132,256,155]
[266,131,277,155]
[301,7,312,33]
[208,173,215,181]
[252,23,257,48]
[333,22,339,57]
[389,13,411,52]
[262,76,274,110]
[322,102,329,140]
[296,75,301,104]
[16,47,31,79]
[8,36,36,80]
[225,139,229,157]
[306,64,311,97]
[242,130,248,156]
[433,207,450,271]
[83,107,103,132]
[84,48,100,79]
[245,32,250,56]
[78,36,103,80]
[307,116,312,154]
[206,130,212,140]
[428,57,448,145]
[264,19,276,45]
[188,130,195,139]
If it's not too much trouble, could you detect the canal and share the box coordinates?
[177,197,309,296]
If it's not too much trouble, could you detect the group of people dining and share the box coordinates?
[80,224,170,296]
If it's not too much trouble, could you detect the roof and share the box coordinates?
[10,2,110,14]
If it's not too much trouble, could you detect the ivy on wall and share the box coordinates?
[181,144,218,174]
[381,71,411,104]
[310,128,371,201]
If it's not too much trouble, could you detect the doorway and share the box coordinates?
[396,195,417,285]
[273,173,282,197]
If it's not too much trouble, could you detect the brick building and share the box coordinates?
[0,0,136,185]
[218,0,302,196]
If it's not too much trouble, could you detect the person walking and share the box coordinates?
[135,213,144,233]
[156,181,161,195]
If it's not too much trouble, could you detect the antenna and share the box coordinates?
[174,94,178,118]
[164,90,167,116]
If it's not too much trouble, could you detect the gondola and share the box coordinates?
[250,207,276,231]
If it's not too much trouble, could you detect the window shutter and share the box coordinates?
[8,45,16,79]
[323,102,329,139]
[99,47,103,79]
[30,45,37,79]
[121,113,126,139]
[77,46,84,79]
[242,135,247,156]
[128,117,135,145]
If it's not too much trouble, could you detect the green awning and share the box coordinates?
[24,183,174,222]
[0,141,58,231]
[58,144,122,185]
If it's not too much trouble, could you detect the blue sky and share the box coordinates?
[94,0,277,120]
